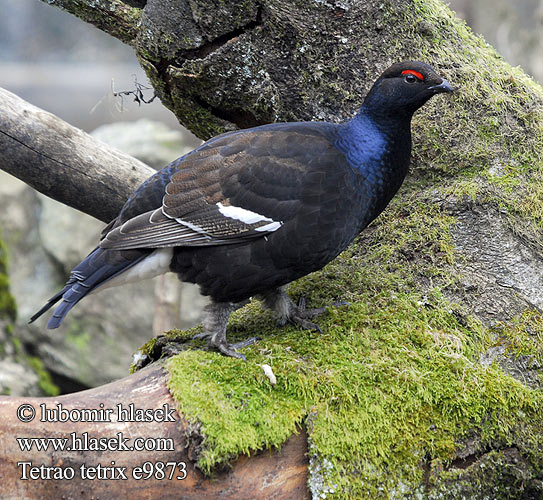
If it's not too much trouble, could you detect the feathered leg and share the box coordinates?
[259,286,346,332]
[194,300,251,359]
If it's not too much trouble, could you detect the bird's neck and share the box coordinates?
[336,107,412,180]
[334,107,413,224]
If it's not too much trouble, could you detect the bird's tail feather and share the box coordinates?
[28,288,68,324]
[30,246,150,329]
[46,283,91,329]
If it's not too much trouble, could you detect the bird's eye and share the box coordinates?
[401,69,424,84]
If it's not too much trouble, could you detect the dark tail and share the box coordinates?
[30,246,150,329]
[29,288,69,325]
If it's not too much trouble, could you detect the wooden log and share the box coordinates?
[0,362,310,499]
[0,86,155,224]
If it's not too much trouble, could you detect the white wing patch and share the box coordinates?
[216,202,282,231]
[173,217,209,236]
[255,221,282,232]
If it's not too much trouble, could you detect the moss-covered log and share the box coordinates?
[8,0,543,498]
[0,363,309,499]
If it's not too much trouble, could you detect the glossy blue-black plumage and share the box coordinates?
[31,61,452,353]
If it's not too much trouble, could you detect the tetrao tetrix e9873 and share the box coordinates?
[31,61,453,359]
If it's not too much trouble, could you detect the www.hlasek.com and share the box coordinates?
[15,402,187,481]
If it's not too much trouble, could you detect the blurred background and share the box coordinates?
[0,0,542,396]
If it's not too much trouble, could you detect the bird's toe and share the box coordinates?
[276,317,288,328]
[192,331,211,341]
[217,342,247,360]
[213,336,260,359]
[284,298,349,332]
[290,314,322,333]
[231,337,261,350]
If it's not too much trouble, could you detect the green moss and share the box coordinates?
[0,237,16,322]
[129,327,202,373]
[169,88,234,139]
[407,0,543,231]
[130,339,157,374]
[159,186,539,498]
[494,310,543,365]
[135,337,158,362]
[26,356,60,397]
[146,171,541,497]
[427,448,543,499]
[166,284,542,498]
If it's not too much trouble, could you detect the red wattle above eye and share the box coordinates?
[401,70,424,81]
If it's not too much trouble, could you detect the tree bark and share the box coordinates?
[0,0,542,498]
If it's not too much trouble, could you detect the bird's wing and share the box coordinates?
[100,123,343,250]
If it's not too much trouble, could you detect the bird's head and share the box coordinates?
[362,61,453,119]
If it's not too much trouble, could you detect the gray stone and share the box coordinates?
[38,194,104,271]
[91,118,200,168]
[0,359,41,397]
[0,317,42,397]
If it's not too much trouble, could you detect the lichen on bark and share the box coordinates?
[44,0,142,45]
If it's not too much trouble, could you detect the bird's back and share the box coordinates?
[153,119,406,302]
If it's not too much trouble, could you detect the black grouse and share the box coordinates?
[31,61,453,358]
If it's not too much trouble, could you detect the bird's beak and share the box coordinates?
[428,79,454,93]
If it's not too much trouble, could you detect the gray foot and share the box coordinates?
[193,330,248,360]
[192,301,252,360]
[259,287,348,333]
[278,297,323,332]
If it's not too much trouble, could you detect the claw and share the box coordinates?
[290,314,322,332]
[217,343,246,360]
[276,317,287,328]
[232,337,261,349]
[215,336,260,360]
[192,331,211,341]
[285,296,349,333]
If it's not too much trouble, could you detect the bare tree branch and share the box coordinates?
[0,87,155,223]
[43,0,142,45]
